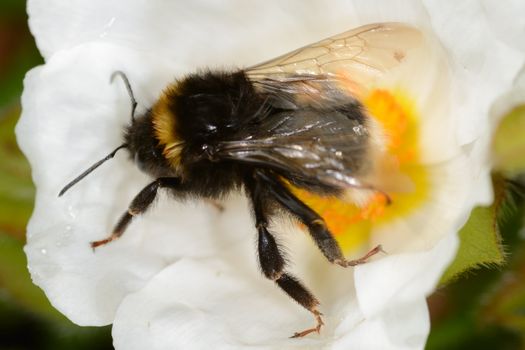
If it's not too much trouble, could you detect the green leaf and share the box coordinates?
[440,206,505,284]
[493,105,525,176]
[427,192,525,349]
[440,177,510,284]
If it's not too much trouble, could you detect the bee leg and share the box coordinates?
[256,171,382,267]
[336,244,386,267]
[279,275,324,338]
[246,176,324,338]
[90,177,180,249]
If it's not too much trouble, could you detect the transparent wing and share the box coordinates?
[245,23,423,108]
[217,106,372,189]
[247,22,423,85]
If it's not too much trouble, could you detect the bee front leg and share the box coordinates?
[246,175,323,338]
[90,177,181,249]
[255,171,382,267]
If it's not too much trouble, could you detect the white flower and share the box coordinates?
[17,0,525,349]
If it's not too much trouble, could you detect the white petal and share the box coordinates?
[334,299,429,350]
[28,0,409,65]
[348,0,430,25]
[421,0,525,144]
[355,231,458,318]
[113,253,429,350]
[481,0,525,53]
[113,258,315,350]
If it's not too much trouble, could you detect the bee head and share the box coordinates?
[124,113,171,176]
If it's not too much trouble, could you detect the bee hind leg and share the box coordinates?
[257,220,324,338]
[255,171,383,268]
[90,177,181,250]
[278,274,324,338]
[336,244,386,267]
[246,174,324,338]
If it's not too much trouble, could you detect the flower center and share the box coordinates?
[294,88,429,254]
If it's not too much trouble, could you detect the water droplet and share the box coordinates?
[31,269,42,281]
[56,225,74,247]
[100,17,116,38]
[67,205,77,219]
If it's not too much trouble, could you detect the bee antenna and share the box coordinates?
[111,71,137,123]
[58,144,128,197]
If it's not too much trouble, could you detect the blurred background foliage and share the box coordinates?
[0,2,524,349]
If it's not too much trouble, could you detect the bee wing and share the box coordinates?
[217,106,371,190]
[219,23,424,190]
[245,22,423,108]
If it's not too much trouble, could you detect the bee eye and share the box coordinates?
[134,152,147,171]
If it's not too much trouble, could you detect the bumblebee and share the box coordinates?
[60,23,423,337]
